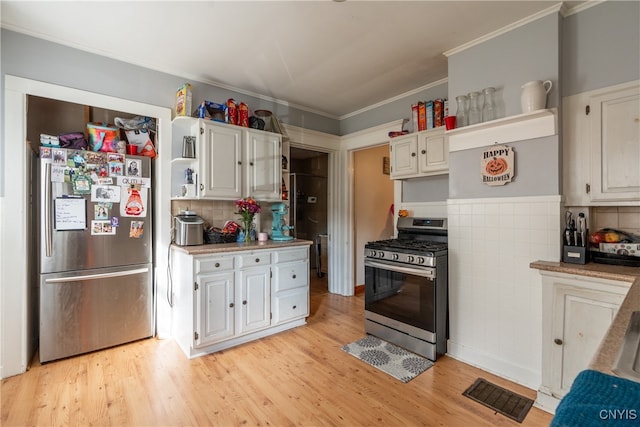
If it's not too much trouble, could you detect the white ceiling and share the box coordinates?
[1,1,587,119]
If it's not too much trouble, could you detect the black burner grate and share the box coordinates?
[366,239,448,252]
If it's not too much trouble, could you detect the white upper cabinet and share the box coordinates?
[244,130,282,201]
[200,121,243,199]
[564,80,640,205]
[171,118,281,201]
[588,82,640,202]
[389,127,448,179]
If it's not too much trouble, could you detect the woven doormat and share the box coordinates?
[462,378,534,423]
[342,335,433,383]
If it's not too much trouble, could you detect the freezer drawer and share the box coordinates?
[39,264,154,363]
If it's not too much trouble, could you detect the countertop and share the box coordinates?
[530,260,640,376]
[171,238,313,255]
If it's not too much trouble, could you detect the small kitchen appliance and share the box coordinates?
[174,211,204,246]
[271,202,293,241]
[364,217,449,361]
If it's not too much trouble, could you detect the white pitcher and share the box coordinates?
[521,80,552,113]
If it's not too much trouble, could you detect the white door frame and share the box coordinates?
[1,75,172,378]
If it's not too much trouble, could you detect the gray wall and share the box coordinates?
[448,13,561,120]
[562,1,640,97]
[340,82,448,135]
[449,136,560,199]
[447,12,562,200]
[403,174,450,202]
[0,29,339,196]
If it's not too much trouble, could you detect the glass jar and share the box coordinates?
[468,91,482,125]
[455,95,469,127]
[482,87,497,122]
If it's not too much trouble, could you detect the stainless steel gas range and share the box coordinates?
[364,217,448,361]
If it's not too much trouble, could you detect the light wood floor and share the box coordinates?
[2,273,553,426]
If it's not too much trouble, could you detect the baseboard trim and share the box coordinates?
[354,284,365,295]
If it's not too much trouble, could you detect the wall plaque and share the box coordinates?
[481,144,514,186]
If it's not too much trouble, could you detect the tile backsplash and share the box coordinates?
[591,206,640,235]
[171,199,276,233]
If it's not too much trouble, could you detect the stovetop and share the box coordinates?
[365,238,448,253]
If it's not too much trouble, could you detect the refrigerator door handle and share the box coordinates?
[44,162,53,257]
[44,267,150,283]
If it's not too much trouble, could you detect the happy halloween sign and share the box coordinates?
[481,145,514,186]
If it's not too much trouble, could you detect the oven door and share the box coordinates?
[364,258,436,335]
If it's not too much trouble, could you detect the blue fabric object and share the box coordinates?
[551,370,640,427]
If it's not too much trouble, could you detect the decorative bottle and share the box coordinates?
[481,87,497,122]
[468,91,482,125]
[455,95,469,128]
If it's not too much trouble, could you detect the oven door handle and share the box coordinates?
[365,259,435,278]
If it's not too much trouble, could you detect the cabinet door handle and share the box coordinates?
[255,258,260,263]
[238,161,242,165]
[554,338,563,345]
[421,150,426,155]
[292,274,296,279]
[200,183,204,191]
[292,305,297,310]
[250,162,254,166]
[215,262,220,268]
[229,302,234,308]
[243,300,247,305]
[411,152,416,157]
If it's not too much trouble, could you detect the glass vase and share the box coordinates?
[468,91,482,125]
[455,95,469,127]
[243,219,253,242]
[481,87,497,122]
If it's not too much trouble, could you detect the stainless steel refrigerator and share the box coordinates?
[36,148,154,363]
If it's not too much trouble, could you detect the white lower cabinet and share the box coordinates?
[171,245,309,358]
[537,271,630,412]
[272,248,310,324]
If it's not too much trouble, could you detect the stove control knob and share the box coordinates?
[370,250,376,257]
[378,252,385,258]
[392,253,399,260]
[407,255,415,263]
[417,257,425,264]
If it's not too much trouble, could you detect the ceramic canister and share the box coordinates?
[521,80,552,113]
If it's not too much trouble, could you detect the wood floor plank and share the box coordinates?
[2,275,553,426]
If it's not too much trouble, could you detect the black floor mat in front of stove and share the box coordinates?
[462,378,534,423]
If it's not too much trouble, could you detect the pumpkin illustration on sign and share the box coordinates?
[485,157,508,176]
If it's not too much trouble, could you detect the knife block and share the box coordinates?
[563,245,589,264]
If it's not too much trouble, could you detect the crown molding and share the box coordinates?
[339,77,449,120]
[443,3,564,57]
[561,0,606,17]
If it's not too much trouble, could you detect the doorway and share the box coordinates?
[289,147,329,278]
[353,145,395,286]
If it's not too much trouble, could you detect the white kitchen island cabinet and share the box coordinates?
[389,127,448,179]
[535,267,632,413]
[171,117,281,201]
[171,241,310,359]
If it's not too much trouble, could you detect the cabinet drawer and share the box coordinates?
[273,261,308,292]
[238,252,271,268]
[273,248,308,264]
[196,256,235,273]
[273,289,309,324]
